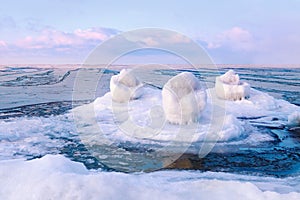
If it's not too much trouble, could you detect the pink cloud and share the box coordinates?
[15,28,117,50]
[74,28,110,40]
[168,33,191,44]
[207,27,255,51]
[141,37,160,46]
[0,40,7,47]
[139,32,191,47]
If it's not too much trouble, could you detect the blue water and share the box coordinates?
[0,66,299,177]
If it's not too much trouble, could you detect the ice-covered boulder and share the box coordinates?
[288,111,300,127]
[110,69,143,103]
[215,70,250,101]
[162,72,207,125]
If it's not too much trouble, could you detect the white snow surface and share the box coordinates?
[162,72,207,125]
[0,154,300,200]
[74,87,245,146]
[215,70,250,101]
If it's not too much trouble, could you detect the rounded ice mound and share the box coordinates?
[162,72,207,125]
[110,69,143,103]
[215,70,250,101]
[288,111,300,127]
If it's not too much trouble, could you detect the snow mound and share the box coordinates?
[288,111,300,127]
[215,70,250,101]
[110,69,143,103]
[162,72,207,125]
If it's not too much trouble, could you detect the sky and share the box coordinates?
[0,0,300,64]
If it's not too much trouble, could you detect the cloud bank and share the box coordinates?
[1,20,300,65]
[0,25,120,64]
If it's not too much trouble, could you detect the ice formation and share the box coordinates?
[162,72,207,125]
[288,111,300,127]
[215,70,250,101]
[110,69,143,103]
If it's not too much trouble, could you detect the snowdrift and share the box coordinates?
[0,155,300,200]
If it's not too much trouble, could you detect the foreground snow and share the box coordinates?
[0,155,299,200]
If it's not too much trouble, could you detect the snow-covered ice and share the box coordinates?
[73,85,295,146]
[215,70,250,101]
[162,72,207,125]
[68,69,300,149]
[0,154,300,200]
[1,68,300,199]
[110,69,144,103]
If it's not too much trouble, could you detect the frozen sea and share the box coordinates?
[0,66,300,199]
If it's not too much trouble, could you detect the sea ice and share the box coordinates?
[162,72,207,125]
[110,69,144,103]
[215,70,250,101]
